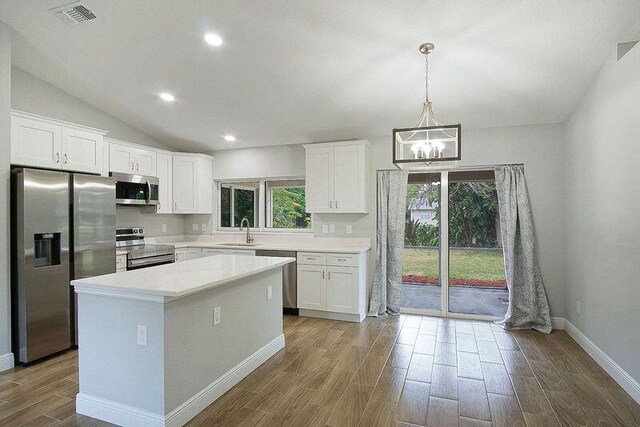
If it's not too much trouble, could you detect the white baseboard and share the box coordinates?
[554,318,640,405]
[165,334,285,427]
[0,352,14,372]
[76,334,285,427]
[551,317,565,330]
[76,394,164,426]
[299,309,365,323]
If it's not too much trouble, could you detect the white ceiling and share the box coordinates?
[1,1,639,152]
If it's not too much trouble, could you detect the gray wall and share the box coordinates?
[11,67,175,151]
[564,44,640,381]
[209,123,567,317]
[116,206,184,237]
[0,22,12,360]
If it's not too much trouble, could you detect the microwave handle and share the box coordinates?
[146,181,151,203]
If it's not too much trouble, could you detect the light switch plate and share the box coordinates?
[322,224,329,234]
[201,223,207,231]
[162,224,167,232]
[192,223,199,231]
[346,225,352,234]
[267,286,272,300]
[329,224,336,234]
[137,325,148,346]
[213,307,221,325]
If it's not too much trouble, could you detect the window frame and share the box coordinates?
[216,178,313,234]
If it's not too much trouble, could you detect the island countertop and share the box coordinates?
[72,254,295,300]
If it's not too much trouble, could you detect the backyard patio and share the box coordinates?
[401,247,509,317]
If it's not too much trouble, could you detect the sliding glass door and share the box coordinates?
[400,170,508,320]
[402,173,442,315]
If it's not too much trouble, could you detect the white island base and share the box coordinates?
[72,255,292,427]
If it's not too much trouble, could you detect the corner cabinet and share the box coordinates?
[297,251,368,322]
[304,140,370,213]
[11,111,106,175]
[172,154,213,214]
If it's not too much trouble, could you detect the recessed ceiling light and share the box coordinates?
[224,135,236,142]
[159,92,175,102]
[204,33,223,46]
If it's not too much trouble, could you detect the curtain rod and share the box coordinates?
[378,163,524,172]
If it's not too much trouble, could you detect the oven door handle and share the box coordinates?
[127,253,176,269]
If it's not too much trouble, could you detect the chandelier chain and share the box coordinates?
[425,51,429,104]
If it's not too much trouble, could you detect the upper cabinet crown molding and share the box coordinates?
[304,140,370,214]
[11,110,105,175]
[11,110,108,135]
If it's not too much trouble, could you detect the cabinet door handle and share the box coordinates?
[328,271,331,280]
[131,161,135,170]
[55,153,60,163]
[136,163,139,171]
[329,200,333,209]
[174,202,177,210]
[322,271,325,279]
[63,154,68,164]
[335,201,338,209]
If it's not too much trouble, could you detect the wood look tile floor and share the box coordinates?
[1,315,639,426]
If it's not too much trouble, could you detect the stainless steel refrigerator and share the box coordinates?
[11,168,116,364]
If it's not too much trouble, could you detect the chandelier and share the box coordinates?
[393,42,461,168]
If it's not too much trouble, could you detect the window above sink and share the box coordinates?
[216,178,312,234]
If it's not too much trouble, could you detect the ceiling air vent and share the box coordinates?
[51,2,97,25]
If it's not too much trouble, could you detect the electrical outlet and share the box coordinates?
[137,325,148,346]
[201,223,207,231]
[266,286,272,300]
[213,307,221,325]
[162,224,167,232]
[329,224,336,234]
[322,224,328,234]
[346,225,352,234]
[192,223,199,231]
[576,301,581,315]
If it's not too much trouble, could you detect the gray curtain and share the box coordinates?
[368,170,408,316]
[495,165,552,334]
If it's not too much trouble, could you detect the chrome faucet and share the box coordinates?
[239,217,254,244]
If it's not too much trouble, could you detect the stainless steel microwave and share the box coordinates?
[110,172,159,206]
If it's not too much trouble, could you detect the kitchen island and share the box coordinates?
[71,254,294,427]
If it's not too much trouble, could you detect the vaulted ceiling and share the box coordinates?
[1,1,639,151]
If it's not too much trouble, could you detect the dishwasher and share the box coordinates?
[255,250,298,315]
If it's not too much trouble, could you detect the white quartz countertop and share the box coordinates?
[169,240,370,253]
[72,254,295,299]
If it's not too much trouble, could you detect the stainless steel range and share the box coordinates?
[116,227,175,270]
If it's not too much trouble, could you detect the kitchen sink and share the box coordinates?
[217,242,261,247]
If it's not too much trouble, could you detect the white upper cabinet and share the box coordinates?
[108,140,156,176]
[61,127,103,174]
[305,147,333,212]
[156,153,173,214]
[108,142,135,174]
[133,147,156,176]
[304,140,369,214]
[11,111,105,175]
[172,154,213,214]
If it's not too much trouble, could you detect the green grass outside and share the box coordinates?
[403,247,506,282]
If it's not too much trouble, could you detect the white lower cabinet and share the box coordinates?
[326,266,359,314]
[176,247,257,262]
[297,265,327,310]
[175,248,188,262]
[297,251,367,322]
[116,254,127,273]
[187,248,202,260]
